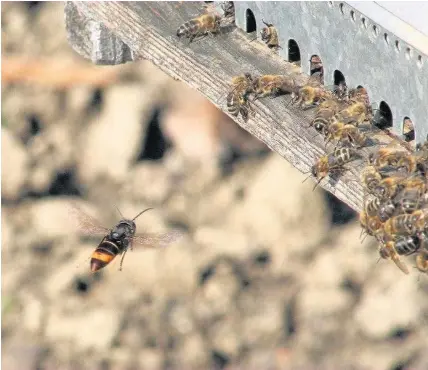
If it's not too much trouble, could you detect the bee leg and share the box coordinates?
[391,252,410,275]
[301,103,315,111]
[312,177,324,191]
[252,93,264,102]
[248,104,256,118]
[416,250,428,273]
[207,30,218,38]
[324,133,332,145]
[188,32,203,44]
[119,249,128,272]
[240,108,249,122]
[188,35,195,44]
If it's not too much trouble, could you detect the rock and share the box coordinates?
[67,86,94,116]
[238,286,286,348]
[303,249,345,288]
[225,153,330,271]
[210,317,241,360]
[195,158,263,227]
[34,2,72,55]
[174,332,209,370]
[329,223,380,284]
[27,122,74,168]
[342,341,418,370]
[297,287,352,335]
[1,209,14,253]
[27,166,52,194]
[1,128,28,200]
[167,300,195,336]
[77,84,158,187]
[137,349,163,370]
[354,268,421,339]
[193,227,251,262]
[44,247,93,298]
[122,162,172,204]
[161,84,223,162]
[2,334,44,370]
[45,306,121,351]
[155,239,197,297]
[27,198,95,242]
[22,295,44,333]
[239,349,277,370]
[193,258,242,323]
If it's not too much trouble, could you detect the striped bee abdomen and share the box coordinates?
[177,20,197,37]
[227,92,241,116]
[90,239,121,272]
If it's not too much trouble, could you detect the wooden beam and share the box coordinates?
[65,1,410,213]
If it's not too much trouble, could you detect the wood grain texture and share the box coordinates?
[65,1,413,213]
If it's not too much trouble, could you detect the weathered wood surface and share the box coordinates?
[64,1,411,213]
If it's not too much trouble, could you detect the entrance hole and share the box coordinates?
[373,101,393,129]
[245,9,256,33]
[288,39,301,64]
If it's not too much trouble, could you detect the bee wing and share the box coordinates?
[218,84,240,106]
[69,202,109,236]
[131,230,183,249]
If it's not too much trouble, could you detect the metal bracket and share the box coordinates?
[216,1,428,144]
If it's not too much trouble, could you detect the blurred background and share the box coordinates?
[2,2,428,370]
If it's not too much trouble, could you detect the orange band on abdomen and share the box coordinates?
[91,251,115,264]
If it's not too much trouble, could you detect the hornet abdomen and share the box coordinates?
[90,237,123,272]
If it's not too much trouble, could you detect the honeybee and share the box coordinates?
[227,90,253,122]
[348,86,371,105]
[309,55,323,79]
[311,147,362,184]
[333,80,348,101]
[334,102,370,126]
[414,138,428,177]
[260,20,280,50]
[373,174,407,200]
[377,199,396,222]
[293,81,334,109]
[383,213,417,237]
[310,98,344,135]
[395,176,427,214]
[331,93,371,128]
[416,135,428,152]
[251,74,297,100]
[368,144,415,174]
[410,207,428,233]
[176,13,221,43]
[378,236,420,274]
[402,117,415,142]
[221,1,235,20]
[229,73,253,89]
[70,204,181,272]
[226,73,254,121]
[416,250,428,273]
[364,196,381,217]
[326,123,371,149]
[359,210,382,237]
[361,166,382,194]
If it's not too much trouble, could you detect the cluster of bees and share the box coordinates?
[175,4,428,276]
[360,143,428,275]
